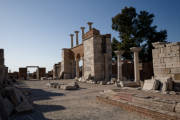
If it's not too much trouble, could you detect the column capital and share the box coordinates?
[114,50,125,56]
[130,47,142,52]
[74,31,79,34]
[70,34,74,37]
[87,22,93,31]
[80,27,85,30]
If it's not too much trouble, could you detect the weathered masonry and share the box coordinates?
[0,49,8,84]
[19,66,46,80]
[59,22,112,82]
[53,62,61,79]
[152,42,180,80]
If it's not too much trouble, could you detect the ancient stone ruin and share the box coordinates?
[0,49,33,120]
[19,66,46,80]
[58,22,112,83]
[143,42,180,92]
[0,49,8,84]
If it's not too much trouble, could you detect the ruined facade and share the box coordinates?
[152,42,180,80]
[0,49,8,84]
[53,62,61,79]
[59,22,112,82]
[19,66,46,80]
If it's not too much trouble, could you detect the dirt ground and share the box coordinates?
[11,79,152,120]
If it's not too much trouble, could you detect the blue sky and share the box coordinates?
[0,0,180,72]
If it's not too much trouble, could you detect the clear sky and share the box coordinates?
[0,0,180,72]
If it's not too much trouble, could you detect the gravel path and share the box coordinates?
[13,80,152,120]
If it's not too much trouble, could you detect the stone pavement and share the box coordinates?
[11,79,152,120]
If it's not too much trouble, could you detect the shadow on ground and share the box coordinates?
[10,81,66,120]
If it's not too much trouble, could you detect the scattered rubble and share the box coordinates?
[0,80,33,119]
[47,81,80,90]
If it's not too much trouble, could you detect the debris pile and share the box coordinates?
[0,80,33,120]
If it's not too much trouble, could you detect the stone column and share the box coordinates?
[87,22,93,31]
[70,34,74,48]
[130,47,142,85]
[80,27,85,40]
[75,58,80,78]
[0,49,4,66]
[74,31,79,46]
[115,50,124,82]
[36,68,40,80]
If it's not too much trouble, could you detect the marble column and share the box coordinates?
[70,34,74,48]
[80,27,85,40]
[87,22,93,31]
[130,47,142,85]
[75,58,80,78]
[115,50,124,82]
[74,31,79,46]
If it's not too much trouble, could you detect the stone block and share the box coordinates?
[171,68,180,74]
[142,79,160,90]
[175,103,180,113]
[3,98,14,116]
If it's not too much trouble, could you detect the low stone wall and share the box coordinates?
[152,42,180,79]
[97,89,180,120]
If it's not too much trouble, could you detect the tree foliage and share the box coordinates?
[112,6,167,61]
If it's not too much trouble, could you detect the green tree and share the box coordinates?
[112,6,167,62]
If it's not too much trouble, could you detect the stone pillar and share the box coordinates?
[87,22,93,31]
[74,31,79,46]
[75,58,80,78]
[36,68,40,80]
[70,34,74,48]
[130,47,142,85]
[115,50,124,82]
[0,49,4,66]
[80,27,85,40]
[104,53,109,81]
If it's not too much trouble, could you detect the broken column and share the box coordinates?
[115,50,124,82]
[70,34,74,48]
[80,27,85,40]
[74,31,79,46]
[87,22,93,31]
[130,47,142,85]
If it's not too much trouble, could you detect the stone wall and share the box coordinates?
[152,42,180,80]
[83,37,95,80]
[38,68,46,79]
[18,68,27,80]
[0,49,8,84]
[60,49,75,79]
[83,29,112,81]
[53,62,61,79]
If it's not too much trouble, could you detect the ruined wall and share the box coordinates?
[83,37,95,80]
[53,62,61,79]
[38,68,46,78]
[60,49,75,79]
[83,29,112,81]
[152,42,180,80]
[0,49,8,84]
[19,68,27,80]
